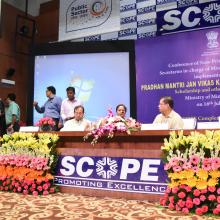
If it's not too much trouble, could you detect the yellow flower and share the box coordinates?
[186,178,197,187]
[184,169,195,179]
[207,178,218,187]
[197,180,208,189]
[168,180,179,188]
[209,170,220,179]
[197,169,208,180]
[179,179,188,185]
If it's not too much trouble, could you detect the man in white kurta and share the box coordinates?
[60,105,90,131]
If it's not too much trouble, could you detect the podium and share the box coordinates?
[54,130,177,201]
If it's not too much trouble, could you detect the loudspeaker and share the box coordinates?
[6,68,15,78]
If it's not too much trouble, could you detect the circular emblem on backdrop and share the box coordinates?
[96,157,118,179]
[203,3,220,24]
[90,0,107,16]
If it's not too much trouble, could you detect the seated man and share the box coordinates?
[60,105,91,131]
[153,96,183,130]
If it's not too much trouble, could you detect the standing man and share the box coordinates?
[0,98,6,136]
[33,86,62,131]
[60,87,82,124]
[5,93,20,132]
[153,96,183,130]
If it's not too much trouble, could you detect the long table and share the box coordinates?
[55,130,194,201]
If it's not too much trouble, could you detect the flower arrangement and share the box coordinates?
[0,132,59,195]
[36,117,55,131]
[160,130,220,216]
[84,109,141,145]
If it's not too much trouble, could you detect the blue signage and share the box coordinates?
[55,156,168,194]
[157,1,220,35]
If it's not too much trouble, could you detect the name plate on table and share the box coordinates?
[197,122,220,129]
[141,123,168,130]
[55,156,168,195]
[19,126,39,132]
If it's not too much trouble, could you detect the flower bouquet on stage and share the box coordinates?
[84,109,141,145]
[36,117,55,132]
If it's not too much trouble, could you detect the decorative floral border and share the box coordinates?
[0,132,59,195]
[160,130,220,215]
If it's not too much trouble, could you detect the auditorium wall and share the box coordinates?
[0,2,33,123]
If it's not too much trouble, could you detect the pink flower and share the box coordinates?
[17,187,22,192]
[173,166,182,172]
[192,166,198,172]
[165,187,171,194]
[160,198,167,206]
[169,196,174,203]
[195,208,203,215]
[169,157,179,166]
[168,203,175,210]
[23,190,28,195]
[217,187,220,195]
[164,163,171,170]
[190,155,200,165]
[208,186,216,193]
[175,204,181,211]
[213,208,219,215]
[185,200,193,209]
[177,200,185,208]
[178,192,186,199]
[32,191,38,196]
[211,158,220,170]
[201,205,208,213]
[43,190,49,195]
[200,188,207,194]
[36,180,42,185]
[185,186,192,192]
[182,162,192,170]
[4,186,8,191]
[182,208,189,214]
[193,198,201,206]
[49,188,55,193]
[200,195,206,202]
[37,186,43,191]
[193,189,200,197]
[217,196,220,203]
[208,194,216,201]
[172,187,179,194]
[203,158,211,164]
[43,184,49,190]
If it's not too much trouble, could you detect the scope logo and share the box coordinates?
[57,156,166,182]
[157,1,220,34]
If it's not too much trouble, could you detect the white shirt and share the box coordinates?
[60,98,82,121]
[153,110,184,130]
[60,118,91,131]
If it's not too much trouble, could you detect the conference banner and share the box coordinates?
[55,155,167,195]
[136,27,220,123]
[157,0,220,35]
[59,0,120,41]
